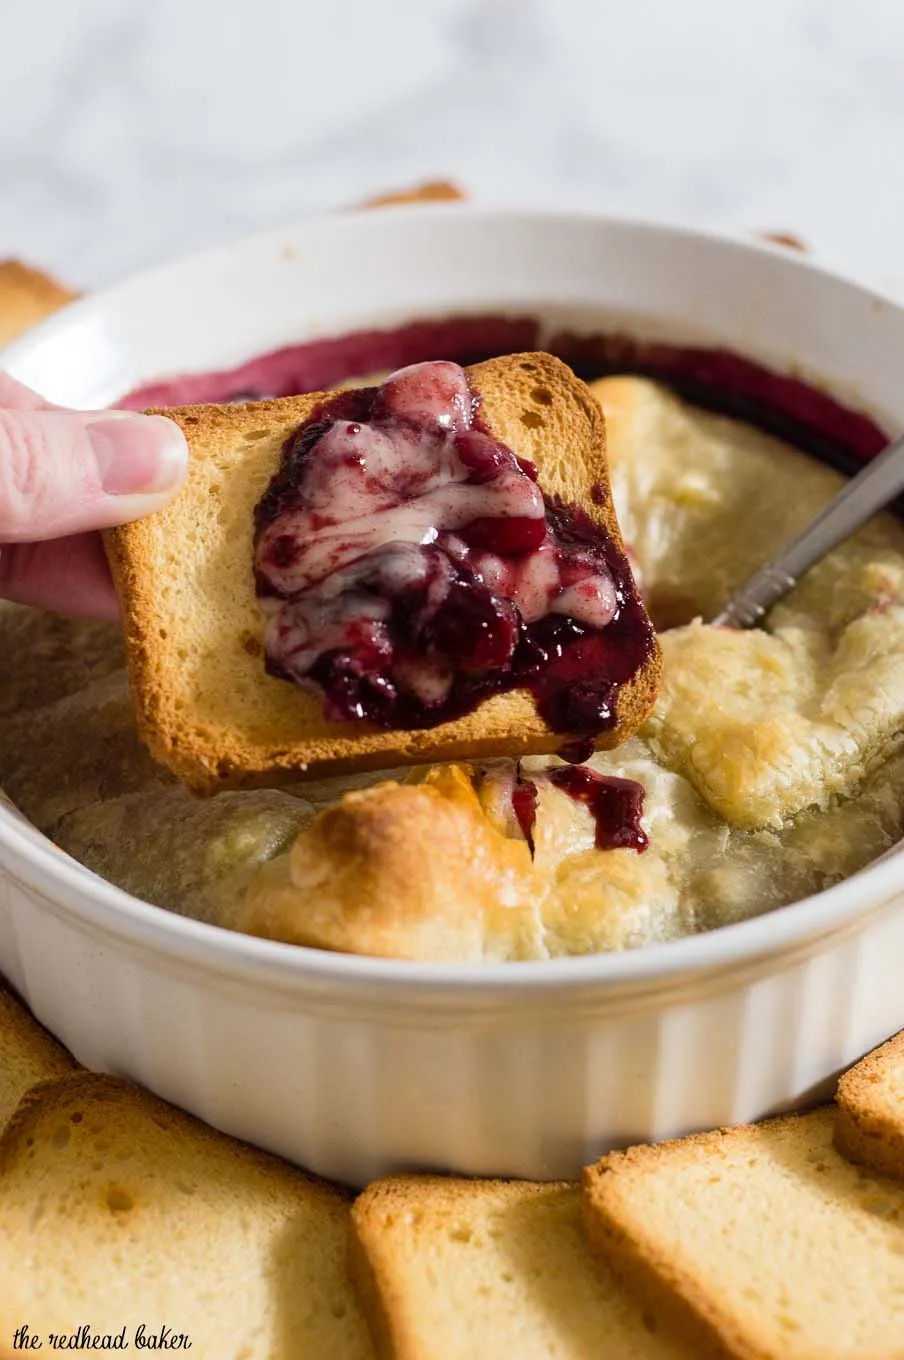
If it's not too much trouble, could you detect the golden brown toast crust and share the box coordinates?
[107,353,661,791]
[0,260,77,348]
[835,1030,904,1179]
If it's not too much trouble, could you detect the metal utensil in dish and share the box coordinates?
[712,431,904,628]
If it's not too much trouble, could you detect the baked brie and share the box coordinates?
[4,376,904,962]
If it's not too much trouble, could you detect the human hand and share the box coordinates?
[0,372,187,619]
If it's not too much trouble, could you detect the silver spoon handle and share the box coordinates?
[711,431,904,628]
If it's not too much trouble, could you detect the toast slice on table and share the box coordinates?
[584,1107,904,1360]
[361,180,464,207]
[107,353,660,791]
[0,980,76,1132]
[0,260,76,347]
[350,1176,693,1360]
[836,1031,904,1179]
[0,1073,374,1359]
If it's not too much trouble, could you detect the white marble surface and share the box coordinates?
[2,0,904,299]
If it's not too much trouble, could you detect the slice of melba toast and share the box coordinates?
[107,353,661,791]
[0,259,77,347]
[835,1030,904,1179]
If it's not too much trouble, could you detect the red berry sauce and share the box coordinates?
[254,360,654,737]
[511,774,539,855]
[547,765,647,852]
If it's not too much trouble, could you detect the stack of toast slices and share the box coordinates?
[2,979,904,1358]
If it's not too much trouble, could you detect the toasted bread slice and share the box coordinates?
[107,353,660,791]
[583,1107,904,1360]
[0,1073,374,1358]
[836,1031,904,1179]
[0,260,76,347]
[0,980,76,1132]
[361,180,465,207]
[350,1175,693,1360]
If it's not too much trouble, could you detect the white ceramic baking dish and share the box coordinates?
[2,207,904,1187]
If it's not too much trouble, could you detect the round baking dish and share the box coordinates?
[2,207,904,1186]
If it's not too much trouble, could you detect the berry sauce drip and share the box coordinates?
[253,360,654,735]
[547,766,648,853]
[558,737,596,765]
[511,773,539,855]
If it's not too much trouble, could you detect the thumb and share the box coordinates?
[0,407,188,542]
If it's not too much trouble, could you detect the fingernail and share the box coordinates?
[89,415,188,497]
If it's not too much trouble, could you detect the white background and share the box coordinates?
[2,0,904,298]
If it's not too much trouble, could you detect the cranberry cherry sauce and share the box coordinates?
[491,759,648,857]
[253,360,654,743]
